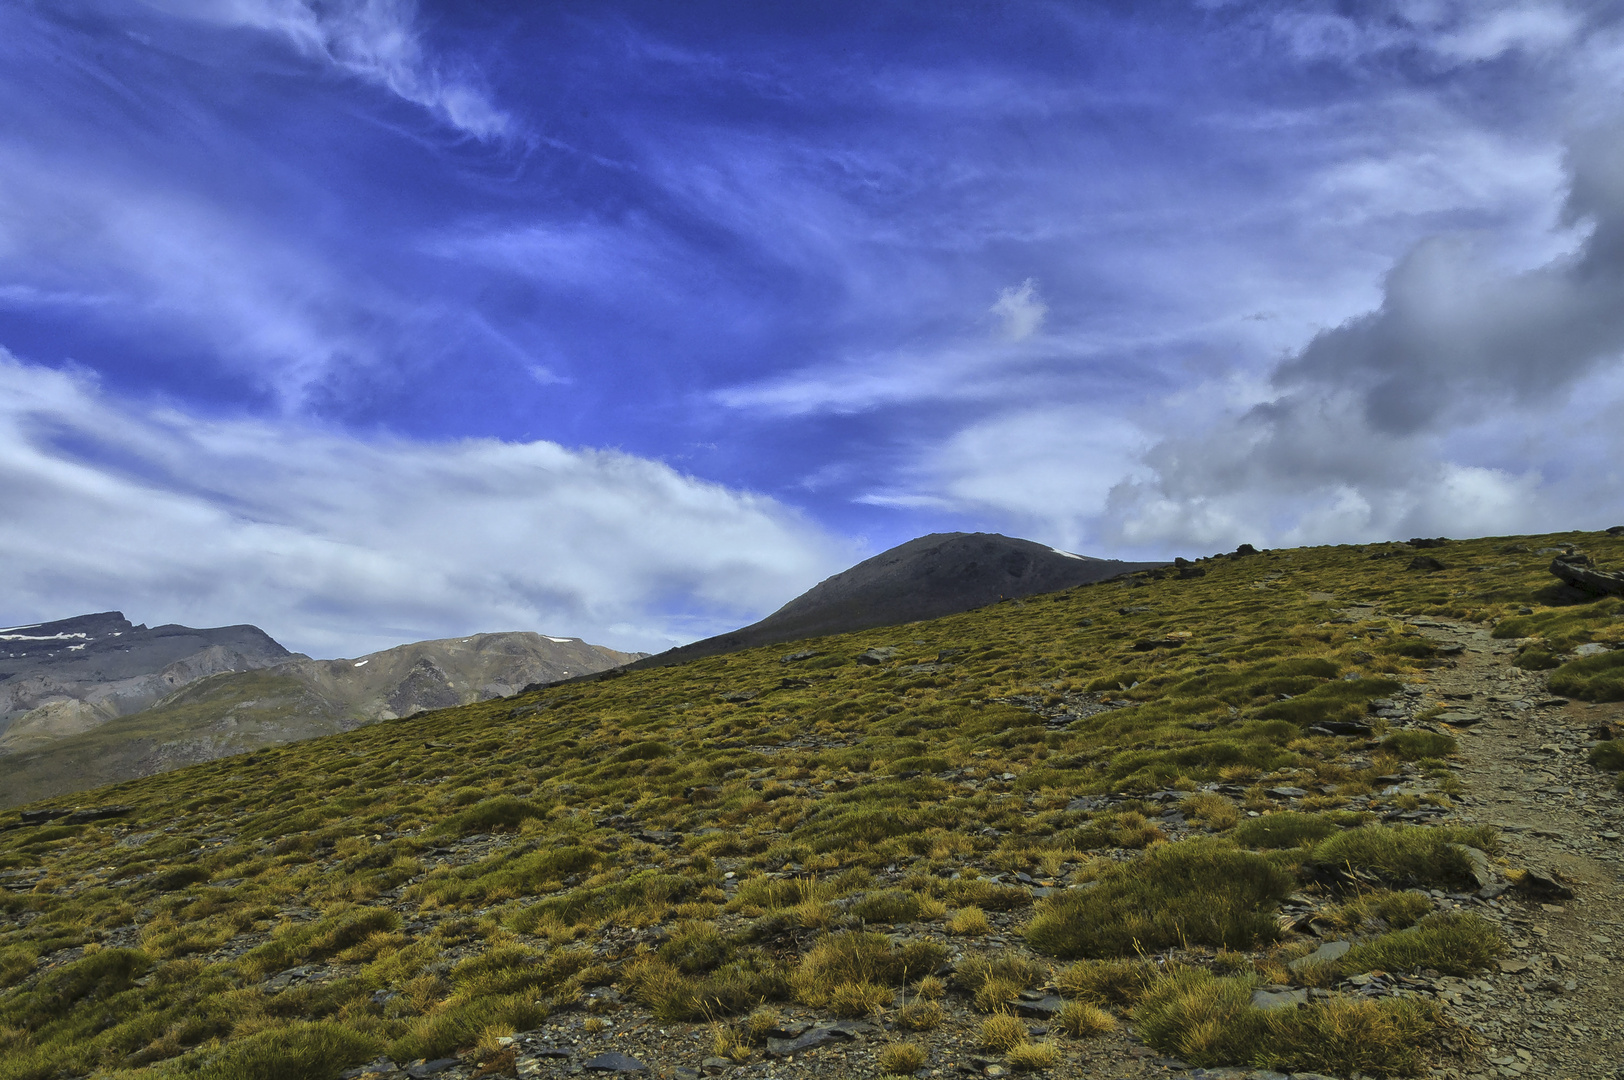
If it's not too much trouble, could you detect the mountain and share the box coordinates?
[628,531,1167,670]
[0,625,641,807]
[3,530,1620,1080]
[0,612,294,752]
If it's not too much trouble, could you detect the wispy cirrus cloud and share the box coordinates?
[146,0,512,139]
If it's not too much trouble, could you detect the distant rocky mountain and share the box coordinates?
[0,619,640,807]
[629,532,1167,671]
[0,612,293,752]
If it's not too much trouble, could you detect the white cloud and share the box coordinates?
[989,279,1047,341]
[147,0,511,139]
[0,353,850,657]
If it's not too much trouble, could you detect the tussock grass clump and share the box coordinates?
[876,1040,929,1073]
[851,888,946,923]
[791,932,945,1011]
[945,878,1032,911]
[431,795,550,837]
[1133,967,1442,1075]
[947,906,991,935]
[1056,1000,1115,1037]
[189,1021,384,1080]
[1323,889,1433,931]
[979,1012,1029,1051]
[1382,731,1458,761]
[898,998,944,1030]
[1053,957,1159,1005]
[1182,792,1240,830]
[1305,825,1499,890]
[1006,1040,1060,1070]
[1230,811,1339,849]
[240,908,401,978]
[1025,840,1293,958]
[1589,740,1624,771]
[1342,911,1503,976]
[625,950,788,1021]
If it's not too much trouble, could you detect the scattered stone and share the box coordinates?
[583,1051,648,1072]
[1574,643,1612,657]
[1013,994,1066,1017]
[700,1058,734,1075]
[1516,869,1576,900]
[405,1060,461,1078]
[1408,537,1450,548]
[340,1059,398,1079]
[781,650,818,662]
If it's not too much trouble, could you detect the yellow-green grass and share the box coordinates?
[0,529,1616,1079]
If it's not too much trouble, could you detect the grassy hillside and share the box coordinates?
[2,530,1622,1079]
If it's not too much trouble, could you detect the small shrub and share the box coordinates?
[979,1012,1029,1051]
[1006,1041,1060,1070]
[947,906,991,935]
[1382,731,1457,761]
[1056,1000,1115,1037]
[876,1041,928,1073]
[1341,911,1503,976]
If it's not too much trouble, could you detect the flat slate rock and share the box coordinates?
[1289,940,1350,970]
[1250,987,1309,1010]
[405,1060,461,1078]
[583,1052,648,1072]
[764,1025,859,1057]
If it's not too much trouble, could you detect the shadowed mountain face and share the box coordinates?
[630,532,1167,670]
[0,623,641,806]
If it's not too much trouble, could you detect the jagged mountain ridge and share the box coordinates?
[0,622,642,806]
[0,612,294,750]
[628,531,1168,671]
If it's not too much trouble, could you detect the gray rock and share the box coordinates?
[700,1058,735,1075]
[583,1052,648,1072]
[1455,845,1495,888]
[1013,994,1066,1017]
[764,1026,856,1057]
[406,1060,461,1078]
[1249,988,1308,1010]
[855,647,898,665]
[1574,643,1612,657]
[1288,940,1350,970]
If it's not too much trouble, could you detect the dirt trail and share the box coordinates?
[1407,617,1624,1080]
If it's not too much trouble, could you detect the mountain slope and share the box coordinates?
[0,612,293,751]
[2,531,1621,1080]
[631,531,1167,669]
[0,631,640,807]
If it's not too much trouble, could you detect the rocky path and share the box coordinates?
[1407,617,1624,1080]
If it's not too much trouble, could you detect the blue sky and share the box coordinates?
[3,0,1624,657]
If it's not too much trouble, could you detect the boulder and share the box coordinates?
[1408,556,1447,572]
[1549,554,1624,596]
